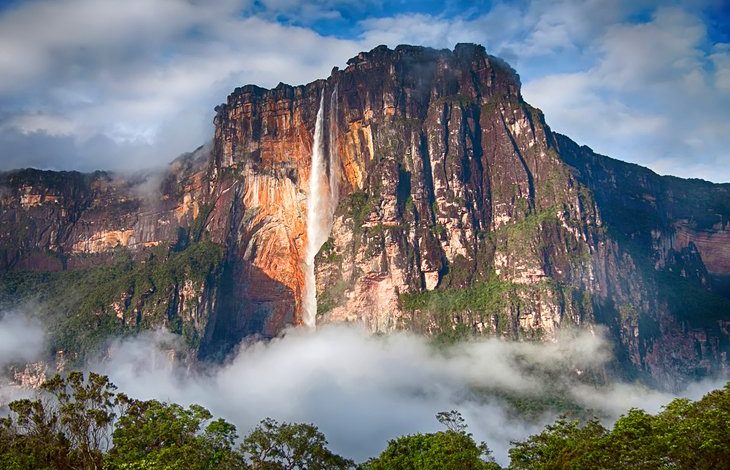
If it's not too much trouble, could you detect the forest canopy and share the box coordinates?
[0,372,728,469]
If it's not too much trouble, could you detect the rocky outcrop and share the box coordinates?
[1,44,729,388]
[0,147,209,271]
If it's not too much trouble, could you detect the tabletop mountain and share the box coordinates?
[2,44,729,389]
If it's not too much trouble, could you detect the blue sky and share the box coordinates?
[0,0,728,181]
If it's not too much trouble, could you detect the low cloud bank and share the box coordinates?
[90,325,725,465]
[0,318,724,464]
[0,309,46,404]
[0,310,45,369]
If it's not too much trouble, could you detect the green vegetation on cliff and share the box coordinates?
[398,275,519,344]
[399,276,514,317]
[0,240,224,362]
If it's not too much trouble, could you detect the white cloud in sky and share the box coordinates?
[355,2,730,181]
[522,6,730,181]
[0,0,727,181]
[0,0,361,170]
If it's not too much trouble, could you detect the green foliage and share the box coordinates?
[399,274,523,342]
[189,203,214,241]
[362,431,499,470]
[432,94,471,107]
[487,390,590,423]
[0,372,243,470]
[509,382,730,469]
[496,207,558,248]
[1,373,729,470]
[429,224,445,237]
[317,237,340,263]
[404,195,415,214]
[0,240,224,362]
[440,254,476,289]
[432,323,473,347]
[400,276,513,315]
[0,372,122,470]
[481,97,500,116]
[436,410,468,434]
[108,401,242,470]
[240,418,354,470]
[317,279,349,316]
[618,303,638,322]
[363,411,500,470]
[346,191,370,230]
[508,417,608,470]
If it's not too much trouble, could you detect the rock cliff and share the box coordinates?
[1,44,728,388]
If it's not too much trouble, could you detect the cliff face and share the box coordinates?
[0,150,207,270]
[1,44,729,387]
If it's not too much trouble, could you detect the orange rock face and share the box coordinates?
[205,82,328,329]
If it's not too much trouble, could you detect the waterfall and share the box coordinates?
[303,95,327,328]
[302,89,341,328]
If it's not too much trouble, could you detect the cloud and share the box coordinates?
[0,309,47,405]
[90,324,724,465]
[0,310,46,369]
[0,0,360,171]
[347,1,730,182]
[522,6,730,181]
[0,311,723,464]
[0,0,727,182]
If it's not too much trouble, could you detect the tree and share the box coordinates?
[106,400,243,469]
[436,410,468,433]
[239,418,353,470]
[2,371,728,470]
[44,371,121,468]
[0,398,73,469]
[508,382,730,469]
[508,417,607,470]
[600,408,666,469]
[0,372,244,470]
[646,383,730,469]
[0,371,122,470]
[363,411,500,470]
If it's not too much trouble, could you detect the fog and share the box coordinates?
[0,310,45,369]
[82,325,725,465]
[0,309,46,404]
[0,311,724,464]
